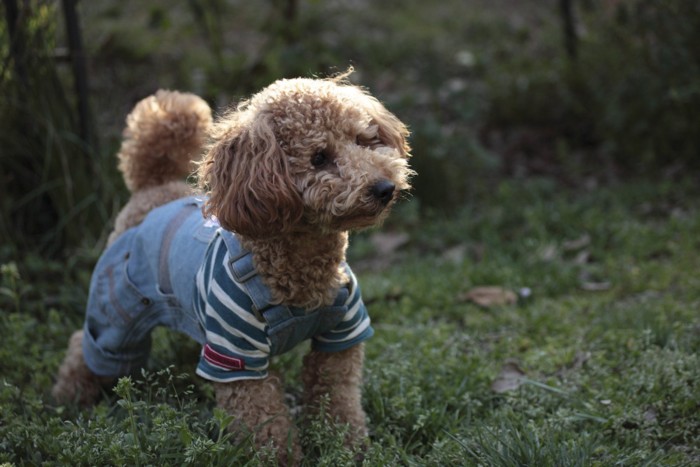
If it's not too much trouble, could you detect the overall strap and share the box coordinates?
[158,201,199,294]
[218,229,294,325]
[218,229,351,327]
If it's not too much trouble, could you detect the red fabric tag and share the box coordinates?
[203,344,244,371]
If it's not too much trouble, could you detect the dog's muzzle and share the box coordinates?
[371,179,396,205]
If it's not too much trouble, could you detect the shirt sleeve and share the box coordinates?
[194,237,271,382]
[311,267,374,352]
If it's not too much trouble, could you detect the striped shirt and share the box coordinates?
[193,232,373,382]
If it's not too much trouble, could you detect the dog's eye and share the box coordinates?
[311,151,329,168]
[356,134,383,150]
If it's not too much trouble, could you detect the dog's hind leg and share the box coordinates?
[51,330,115,407]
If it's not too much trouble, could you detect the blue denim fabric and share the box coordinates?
[82,197,213,376]
[220,229,349,356]
[81,196,367,379]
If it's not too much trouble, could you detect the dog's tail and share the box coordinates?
[116,90,212,192]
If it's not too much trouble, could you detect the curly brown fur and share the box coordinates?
[195,75,412,460]
[118,89,211,192]
[55,74,412,464]
[198,74,413,308]
[51,330,115,407]
[302,344,368,446]
[214,374,301,465]
[109,90,211,244]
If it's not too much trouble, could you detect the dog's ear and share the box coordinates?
[369,104,411,159]
[332,71,410,157]
[199,114,304,238]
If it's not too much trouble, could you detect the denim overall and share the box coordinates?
[217,228,351,356]
[82,196,351,377]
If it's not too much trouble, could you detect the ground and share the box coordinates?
[2,179,699,465]
[1,0,699,464]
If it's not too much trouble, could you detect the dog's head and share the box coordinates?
[198,74,413,238]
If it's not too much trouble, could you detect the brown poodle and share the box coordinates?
[52,73,412,464]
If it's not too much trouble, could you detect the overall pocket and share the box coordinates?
[94,251,153,327]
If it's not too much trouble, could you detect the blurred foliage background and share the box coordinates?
[1,0,699,257]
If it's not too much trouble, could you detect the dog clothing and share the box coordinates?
[82,196,373,382]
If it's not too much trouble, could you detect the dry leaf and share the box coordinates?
[579,271,611,291]
[460,286,517,307]
[442,244,467,264]
[574,250,591,265]
[563,233,591,251]
[539,244,559,262]
[491,361,526,393]
[580,281,611,291]
[643,408,658,423]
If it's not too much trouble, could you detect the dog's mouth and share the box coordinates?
[329,191,399,230]
[302,199,389,232]
[300,178,404,231]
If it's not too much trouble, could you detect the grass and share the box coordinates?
[2,178,699,465]
[2,0,699,464]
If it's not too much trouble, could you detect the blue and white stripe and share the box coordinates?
[193,233,373,382]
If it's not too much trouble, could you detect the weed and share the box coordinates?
[2,1,700,464]
[2,180,700,464]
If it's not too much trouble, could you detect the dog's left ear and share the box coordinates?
[198,113,304,238]
[369,103,411,159]
[347,84,410,158]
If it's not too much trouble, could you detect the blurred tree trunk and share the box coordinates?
[61,0,97,151]
[560,0,578,60]
[1,1,102,254]
[3,0,28,86]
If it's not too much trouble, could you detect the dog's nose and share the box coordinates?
[371,179,396,204]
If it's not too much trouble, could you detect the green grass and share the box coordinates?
[2,1,700,464]
[2,179,699,465]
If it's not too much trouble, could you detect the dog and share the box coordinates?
[52,73,413,463]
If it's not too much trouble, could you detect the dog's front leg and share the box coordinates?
[301,344,368,447]
[213,374,300,465]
